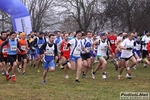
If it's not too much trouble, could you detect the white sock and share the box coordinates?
[12,74,15,77]
[6,71,9,75]
[144,63,147,66]
[127,67,130,70]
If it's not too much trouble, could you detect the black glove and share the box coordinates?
[20,49,24,52]
[60,52,63,55]
[126,47,133,50]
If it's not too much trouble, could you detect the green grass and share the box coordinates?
[0,62,150,100]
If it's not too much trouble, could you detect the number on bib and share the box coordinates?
[38,44,43,48]
[11,46,17,51]
[21,45,26,50]
[111,40,114,44]
[46,52,54,56]
[2,48,7,53]
[63,46,69,51]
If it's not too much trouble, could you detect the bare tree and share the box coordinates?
[57,0,98,32]
[22,0,61,31]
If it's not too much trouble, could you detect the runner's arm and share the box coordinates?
[0,40,9,55]
[54,44,58,56]
[92,40,99,52]
[40,42,46,54]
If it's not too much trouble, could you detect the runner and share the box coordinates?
[107,31,118,69]
[67,30,83,83]
[133,36,142,69]
[17,32,29,75]
[32,32,46,72]
[81,31,92,78]
[141,31,150,68]
[92,32,112,79]
[58,33,71,78]
[1,32,18,82]
[0,31,8,78]
[40,34,58,84]
[118,32,137,79]
[54,31,62,68]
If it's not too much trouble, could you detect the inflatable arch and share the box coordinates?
[0,0,32,34]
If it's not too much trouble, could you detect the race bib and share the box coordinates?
[73,47,81,55]
[38,44,43,48]
[94,46,98,50]
[63,46,69,51]
[21,45,26,50]
[10,46,17,51]
[2,48,7,53]
[111,40,114,44]
[76,47,81,51]
[101,47,106,51]
[46,52,54,56]
[86,47,91,51]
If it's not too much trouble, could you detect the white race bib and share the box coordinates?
[111,40,114,44]
[21,45,26,50]
[63,46,69,51]
[10,46,17,51]
[46,52,54,56]
[94,46,98,50]
[74,47,81,55]
[101,47,106,51]
[86,47,91,51]
[38,44,43,48]
[2,48,7,53]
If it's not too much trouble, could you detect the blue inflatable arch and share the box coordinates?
[0,0,32,34]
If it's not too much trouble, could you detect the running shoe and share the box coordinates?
[102,73,107,79]
[37,70,40,73]
[1,71,5,75]
[23,72,26,75]
[75,79,80,83]
[126,73,131,79]
[6,75,11,81]
[12,76,16,82]
[65,75,69,79]
[82,74,86,78]
[42,80,46,84]
[133,65,136,70]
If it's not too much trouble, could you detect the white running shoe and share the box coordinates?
[133,65,136,70]
[126,73,131,79]
[102,74,107,79]
[65,75,69,79]
[91,72,95,79]
[143,64,147,68]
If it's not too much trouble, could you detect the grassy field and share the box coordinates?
[0,62,150,100]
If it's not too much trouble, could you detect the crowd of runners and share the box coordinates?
[0,30,150,84]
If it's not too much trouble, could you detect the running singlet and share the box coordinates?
[97,39,108,57]
[7,39,17,55]
[134,41,141,51]
[107,35,117,49]
[54,37,62,44]
[60,40,70,57]
[18,39,28,55]
[37,37,45,49]
[141,35,150,50]
[81,38,92,54]
[121,38,134,58]
[0,39,8,57]
[69,38,82,57]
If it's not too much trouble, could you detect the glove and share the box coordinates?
[126,47,133,50]
[60,52,63,55]
[20,49,24,52]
